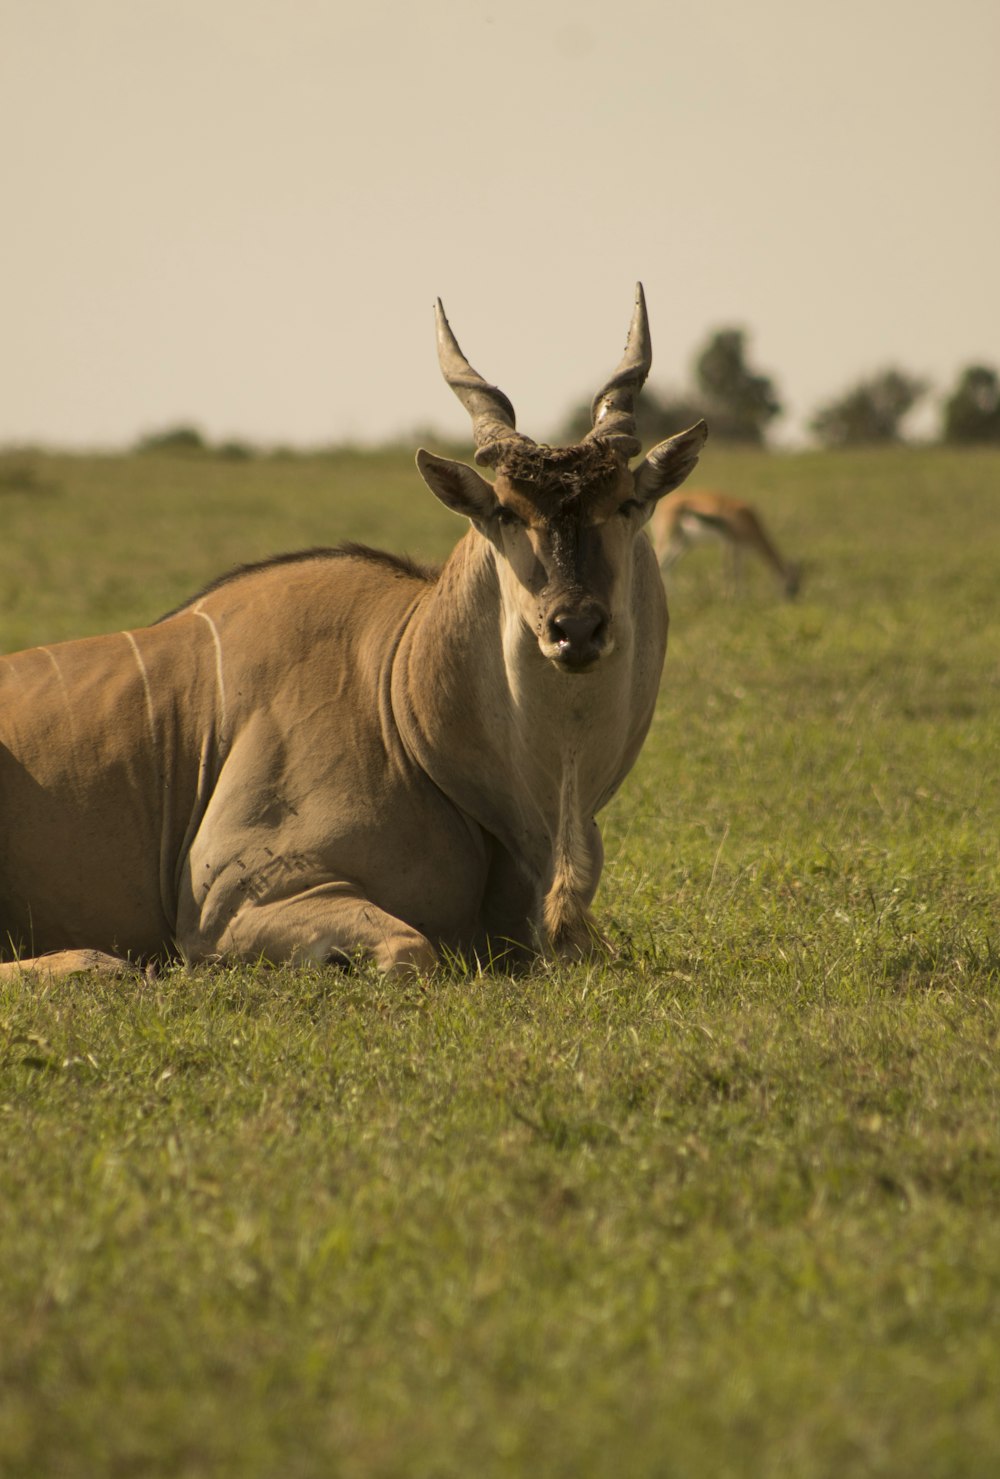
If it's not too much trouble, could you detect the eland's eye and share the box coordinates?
[496,506,523,529]
[617,498,644,518]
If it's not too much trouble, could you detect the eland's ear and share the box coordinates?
[632,420,709,505]
[416,449,498,522]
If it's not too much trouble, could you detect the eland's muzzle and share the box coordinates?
[544,606,610,671]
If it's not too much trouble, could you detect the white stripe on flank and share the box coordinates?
[40,646,77,742]
[1,656,25,688]
[193,604,227,732]
[40,646,65,683]
[40,646,70,701]
[122,630,156,746]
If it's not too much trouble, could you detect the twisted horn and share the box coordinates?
[585,283,652,459]
[435,299,532,467]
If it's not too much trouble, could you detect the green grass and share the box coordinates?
[1,442,999,1477]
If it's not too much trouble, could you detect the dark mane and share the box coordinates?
[494,439,622,501]
[157,543,439,622]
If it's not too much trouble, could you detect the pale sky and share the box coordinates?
[2,0,997,449]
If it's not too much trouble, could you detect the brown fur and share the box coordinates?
[160,544,438,621]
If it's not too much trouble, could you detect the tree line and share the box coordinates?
[130,334,1000,458]
[560,329,1000,448]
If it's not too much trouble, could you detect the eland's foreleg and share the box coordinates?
[0,949,138,981]
[541,773,610,961]
[186,886,439,978]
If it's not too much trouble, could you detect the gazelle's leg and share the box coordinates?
[726,540,744,597]
[188,886,438,977]
[743,512,799,596]
[782,562,802,598]
[657,531,687,576]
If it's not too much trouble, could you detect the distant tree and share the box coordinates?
[555,325,780,447]
[217,440,254,460]
[693,329,782,445]
[0,460,56,495]
[634,390,707,444]
[809,370,928,448]
[941,364,1000,443]
[555,387,704,447]
[135,425,207,455]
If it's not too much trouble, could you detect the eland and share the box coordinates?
[0,286,706,980]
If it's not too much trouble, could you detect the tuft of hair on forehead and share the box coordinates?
[494,438,623,501]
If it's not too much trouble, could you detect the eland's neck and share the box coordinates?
[392,529,663,874]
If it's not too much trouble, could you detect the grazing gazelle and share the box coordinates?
[649,489,801,598]
[0,286,707,981]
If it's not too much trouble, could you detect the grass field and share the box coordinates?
[1,441,998,1477]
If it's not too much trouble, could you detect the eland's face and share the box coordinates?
[487,443,645,674]
[416,284,708,674]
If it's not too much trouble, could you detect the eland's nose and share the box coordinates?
[547,609,609,667]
